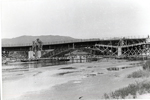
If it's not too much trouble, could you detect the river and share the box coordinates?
[2,59,142,100]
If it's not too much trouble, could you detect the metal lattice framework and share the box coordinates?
[93,38,150,59]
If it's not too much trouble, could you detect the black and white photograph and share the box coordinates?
[1,0,150,99]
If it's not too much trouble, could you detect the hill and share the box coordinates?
[2,35,76,45]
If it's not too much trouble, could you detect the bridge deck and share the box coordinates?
[2,37,146,47]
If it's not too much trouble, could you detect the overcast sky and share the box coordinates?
[1,0,150,39]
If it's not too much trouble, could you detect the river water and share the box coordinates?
[2,59,143,100]
[2,61,69,73]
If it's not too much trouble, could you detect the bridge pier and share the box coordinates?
[73,43,75,49]
[146,38,150,43]
[36,51,41,58]
[28,50,42,59]
[117,47,122,57]
[28,51,35,59]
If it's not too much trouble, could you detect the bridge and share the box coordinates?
[2,37,150,59]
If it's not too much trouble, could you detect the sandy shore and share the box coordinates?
[2,59,144,100]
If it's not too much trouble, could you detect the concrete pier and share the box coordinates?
[36,51,41,58]
[146,38,150,43]
[118,47,122,57]
[28,51,35,59]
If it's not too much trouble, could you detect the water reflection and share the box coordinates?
[2,61,69,73]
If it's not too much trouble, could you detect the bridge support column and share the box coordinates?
[146,38,150,43]
[118,47,122,57]
[36,51,41,58]
[73,43,75,49]
[28,51,35,59]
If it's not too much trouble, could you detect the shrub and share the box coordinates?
[143,60,150,70]
[127,70,150,78]
[102,81,150,99]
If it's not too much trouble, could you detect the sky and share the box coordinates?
[1,0,150,39]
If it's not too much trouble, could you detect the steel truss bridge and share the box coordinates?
[2,37,150,59]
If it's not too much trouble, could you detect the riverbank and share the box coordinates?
[2,59,146,100]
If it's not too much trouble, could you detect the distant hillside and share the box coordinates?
[2,35,76,45]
